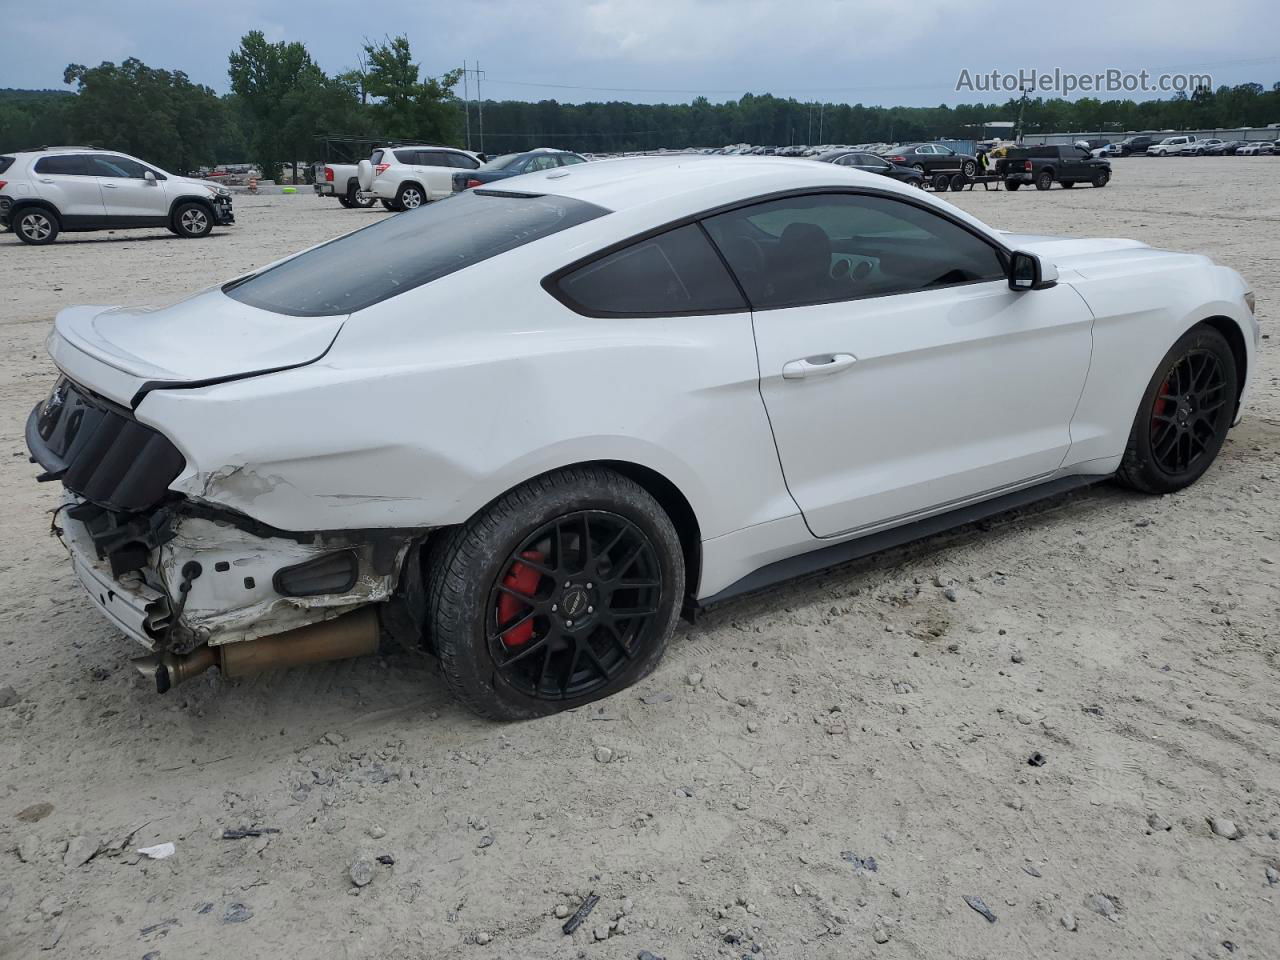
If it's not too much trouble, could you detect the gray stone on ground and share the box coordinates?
[349,854,375,887]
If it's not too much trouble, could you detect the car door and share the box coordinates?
[31,154,107,223]
[702,191,1095,539]
[89,155,169,222]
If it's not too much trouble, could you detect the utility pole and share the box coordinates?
[476,61,485,156]
[463,59,471,151]
[818,101,824,144]
[1014,84,1032,144]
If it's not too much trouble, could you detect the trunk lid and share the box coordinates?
[50,286,343,407]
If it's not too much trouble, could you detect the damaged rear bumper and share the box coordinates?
[58,497,416,652]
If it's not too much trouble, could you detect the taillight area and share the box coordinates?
[1023,160,1033,171]
[888,156,906,164]
[374,163,390,176]
[466,179,482,189]
[324,167,334,182]
[0,181,7,191]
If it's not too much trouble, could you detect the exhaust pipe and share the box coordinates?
[133,607,380,694]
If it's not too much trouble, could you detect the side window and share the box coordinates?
[554,223,747,317]
[558,154,585,165]
[91,155,148,179]
[702,193,1006,310]
[450,153,480,169]
[34,155,89,176]
[394,149,420,164]
[527,155,559,172]
[370,150,386,165]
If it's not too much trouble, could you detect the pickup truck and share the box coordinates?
[1003,145,1111,190]
[313,160,376,208]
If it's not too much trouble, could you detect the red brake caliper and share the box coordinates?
[496,551,544,647]
[1152,376,1172,427]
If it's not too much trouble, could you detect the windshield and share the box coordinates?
[224,191,608,317]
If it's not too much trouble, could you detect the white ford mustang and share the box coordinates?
[27,156,1258,719]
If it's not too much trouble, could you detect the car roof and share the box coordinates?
[504,154,959,224]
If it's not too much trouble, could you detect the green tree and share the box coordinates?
[362,35,462,143]
[61,60,220,172]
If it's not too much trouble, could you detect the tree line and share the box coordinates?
[2,31,1278,174]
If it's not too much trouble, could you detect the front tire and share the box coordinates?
[1115,325,1237,495]
[427,467,685,720]
[961,159,977,177]
[1005,180,1021,191]
[12,208,58,245]
[1092,170,1110,187]
[172,202,213,238]
[380,199,397,211]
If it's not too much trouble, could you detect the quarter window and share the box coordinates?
[558,155,585,165]
[555,223,747,316]
[702,192,1006,309]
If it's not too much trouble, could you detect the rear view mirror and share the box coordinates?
[1008,251,1058,291]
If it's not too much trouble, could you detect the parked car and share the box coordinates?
[882,144,979,178]
[26,156,1256,719]
[1091,143,1122,158]
[814,150,924,186]
[357,145,482,210]
[314,160,376,208]
[1205,140,1247,156]
[1003,145,1111,190]
[1187,138,1226,156]
[1147,136,1197,156]
[0,147,234,245]
[452,149,586,192]
[1116,135,1158,156]
[1237,140,1277,156]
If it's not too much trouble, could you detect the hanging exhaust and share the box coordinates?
[133,607,380,694]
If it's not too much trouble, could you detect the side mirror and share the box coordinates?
[144,171,157,185]
[1008,250,1058,291]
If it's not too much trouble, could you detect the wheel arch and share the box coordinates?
[168,194,215,226]
[1197,315,1249,411]
[8,198,61,225]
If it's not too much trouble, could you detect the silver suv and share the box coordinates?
[0,147,235,245]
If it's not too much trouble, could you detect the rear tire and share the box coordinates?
[427,467,684,721]
[1115,325,1237,495]
[1036,171,1054,190]
[337,193,354,209]
[395,183,425,210]
[380,200,397,211]
[1060,181,1075,188]
[347,183,375,208]
[12,208,58,245]
[172,202,213,238]
[1005,181,1021,191]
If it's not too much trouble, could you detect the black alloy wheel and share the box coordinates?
[486,511,663,701]
[1147,349,1228,476]
[427,466,684,720]
[1117,324,1238,494]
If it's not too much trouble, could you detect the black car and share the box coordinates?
[815,150,925,186]
[882,143,978,178]
[452,149,586,192]
[1205,140,1246,156]
[1116,135,1157,156]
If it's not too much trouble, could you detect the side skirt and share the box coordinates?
[695,474,1101,610]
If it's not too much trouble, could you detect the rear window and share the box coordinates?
[370,150,385,165]
[553,224,747,317]
[224,191,608,317]
[0,156,13,175]
[34,155,89,175]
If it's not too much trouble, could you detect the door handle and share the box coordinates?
[38,178,54,184]
[102,183,119,189]
[782,353,857,380]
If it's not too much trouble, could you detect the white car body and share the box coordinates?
[1147,135,1197,156]
[1,147,234,242]
[1237,141,1277,156]
[28,156,1258,687]
[358,145,481,207]
[1189,138,1225,156]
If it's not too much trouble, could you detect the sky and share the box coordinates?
[1,0,1277,108]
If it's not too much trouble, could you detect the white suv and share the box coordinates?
[1147,136,1196,157]
[0,147,234,245]
[357,145,481,210]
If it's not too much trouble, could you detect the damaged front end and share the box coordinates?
[28,375,423,691]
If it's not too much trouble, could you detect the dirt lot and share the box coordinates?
[1,158,1278,960]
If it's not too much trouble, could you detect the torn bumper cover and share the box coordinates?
[27,376,415,653]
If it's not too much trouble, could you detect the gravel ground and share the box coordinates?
[1,158,1278,960]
